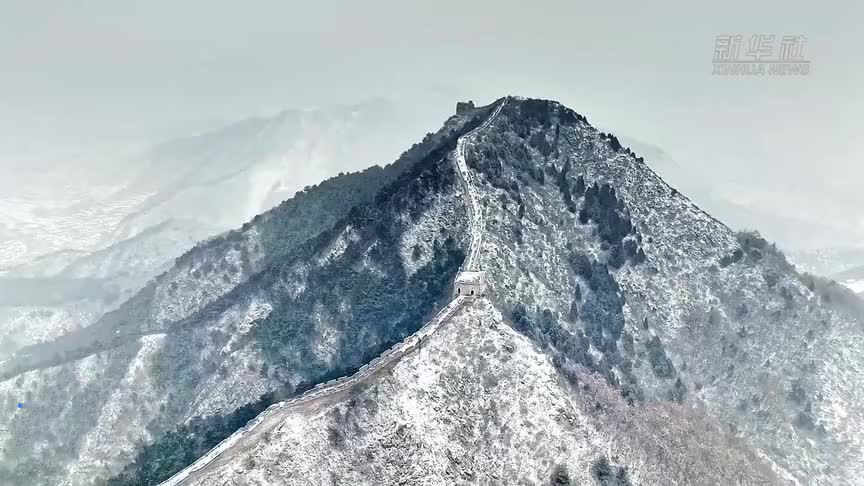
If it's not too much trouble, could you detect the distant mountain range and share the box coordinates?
[0,99,425,356]
[0,98,410,272]
[788,247,864,296]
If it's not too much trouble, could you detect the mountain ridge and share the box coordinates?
[0,98,498,485]
[157,97,508,486]
[174,297,780,486]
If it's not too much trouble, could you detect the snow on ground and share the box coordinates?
[151,235,255,327]
[183,299,776,486]
[459,99,862,482]
[361,242,387,277]
[318,225,358,266]
[186,298,279,420]
[0,300,111,359]
[398,193,463,277]
[0,187,155,269]
[812,333,864,473]
[843,278,864,294]
[309,303,341,366]
[219,298,273,355]
[0,241,26,268]
[62,334,167,486]
[73,353,101,388]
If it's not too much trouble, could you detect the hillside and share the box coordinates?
[463,98,864,483]
[0,219,212,358]
[171,97,864,485]
[0,102,494,486]
[179,299,778,485]
[0,100,416,361]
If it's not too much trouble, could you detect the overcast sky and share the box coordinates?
[1,0,861,248]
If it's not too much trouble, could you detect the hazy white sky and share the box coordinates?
[0,0,861,248]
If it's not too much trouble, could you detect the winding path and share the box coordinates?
[454,98,505,272]
[159,97,507,486]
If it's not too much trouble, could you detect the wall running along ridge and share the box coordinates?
[159,98,508,486]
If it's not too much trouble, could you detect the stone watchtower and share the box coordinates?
[453,271,485,299]
[456,100,475,114]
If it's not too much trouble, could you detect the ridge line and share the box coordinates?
[159,98,507,486]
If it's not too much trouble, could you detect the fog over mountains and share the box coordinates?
[0,99,429,358]
[0,98,409,270]
[0,97,861,485]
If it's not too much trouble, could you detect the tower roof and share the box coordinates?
[455,271,484,285]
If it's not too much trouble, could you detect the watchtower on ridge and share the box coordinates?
[453,271,485,299]
[456,100,475,114]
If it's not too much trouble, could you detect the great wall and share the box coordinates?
[159,97,508,485]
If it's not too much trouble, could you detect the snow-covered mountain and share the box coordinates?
[1,97,861,485]
[0,98,407,272]
[180,299,776,486]
[617,137,864,256]
[0,105,480,486]
[0,99,418,356]
[0,219,210,358]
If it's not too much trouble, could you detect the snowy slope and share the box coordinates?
[0,104,488,486]
[158,99,507,486]
[0,101,408,357]
[0,219,215,358]
[845,279,864,294]
[462,98,864,483]
[172,97,864,485]
[180,299,778,486]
